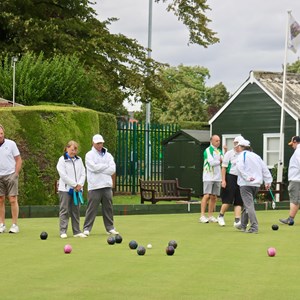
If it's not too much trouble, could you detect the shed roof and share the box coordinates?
[252,71,300,117]
[209,70,300,124]
[162,129,210,144]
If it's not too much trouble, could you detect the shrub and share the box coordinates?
[0,106,116,205]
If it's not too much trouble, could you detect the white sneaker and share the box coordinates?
[83,230,90,236]
[208,216,218,223]
[9,224,19,233]
[60,233,67,239]
[199,216,209,223]
[217,216,225,226]
[74,233,87,238]
[107,229,119,235]
[235,222,247,231]
[234,220,242,228]
[0,223,6,233]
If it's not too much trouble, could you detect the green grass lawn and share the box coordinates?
[113,194,142,204]
[1,210,300,300]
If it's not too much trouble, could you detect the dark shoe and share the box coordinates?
[279,218,293,225]
[235,223,247,231]
[245,229,258,234]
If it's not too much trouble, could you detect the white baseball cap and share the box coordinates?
[233,136,244,143]
[93,134,105,143]
[237,139,250,147]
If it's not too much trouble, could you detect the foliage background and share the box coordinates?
[0,53,99,107]
[0,106,116,205]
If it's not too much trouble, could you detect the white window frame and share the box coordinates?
[263,133,281,169]
[222,134,241,151]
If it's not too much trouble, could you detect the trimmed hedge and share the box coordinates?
[179,121,209,130]
[0,106,116,205]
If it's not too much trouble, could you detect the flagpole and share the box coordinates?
[276,11,291,190]
[145,0,153,179]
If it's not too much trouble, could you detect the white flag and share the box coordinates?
[289,14,300,53]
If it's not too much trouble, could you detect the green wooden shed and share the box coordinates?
[209,71,300,172]
[162,129,210,197]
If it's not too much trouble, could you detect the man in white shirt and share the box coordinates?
[236,139,272,233]
[199,135,223,223]
[279,136,300,225]
[83,134,119,236]
[0,124,22,233]
[217,136,244,227]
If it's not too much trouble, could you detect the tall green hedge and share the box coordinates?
[0,106,116,205]
[97,111,117,157]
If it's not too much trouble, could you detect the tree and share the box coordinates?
[0,52,99,106]
[136,65,209,123]
[156,0,219,46]
[157,87,209,123]
[135,65,229,123]
[287,59,300,73]
[206,82,229,119]
[0,0,165,114]
[0,0,219,115]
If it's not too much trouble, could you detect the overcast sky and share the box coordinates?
[93,0,300,110]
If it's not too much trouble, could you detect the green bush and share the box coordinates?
[0,52,98,106]
[97,112,117,157]
[0,106,116,205]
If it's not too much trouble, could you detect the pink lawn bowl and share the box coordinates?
[64,244,72,254]
[267,247,276,257]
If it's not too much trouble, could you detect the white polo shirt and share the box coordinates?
[0,139,20,176]
[222,149,240,176]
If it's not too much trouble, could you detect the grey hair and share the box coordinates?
[64,140,79,153]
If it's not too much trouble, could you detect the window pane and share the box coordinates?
[267,152,279,167]
[226,138,234,149]
[267,138,279,151]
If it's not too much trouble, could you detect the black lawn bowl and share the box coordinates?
[40,231,48,240]
[129,240,138,250]
[168,240,178,249]
[289,219,294,226]
[137,246,146,256]
[107,236,116,245]
[272,224,279,231]
[166,246,175,256]
[115,234,123,244]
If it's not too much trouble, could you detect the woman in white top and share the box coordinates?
[56,140,86,239]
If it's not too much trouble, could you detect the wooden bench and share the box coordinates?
[139,178,192,204]
[257,181,284,202]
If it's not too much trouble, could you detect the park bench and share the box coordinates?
[139,178,192,204]
[257,181,284,202]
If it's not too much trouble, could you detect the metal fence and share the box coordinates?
[115,121,179,194]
